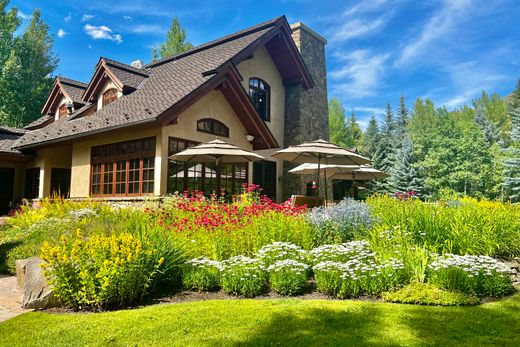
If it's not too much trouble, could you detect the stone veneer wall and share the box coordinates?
[282,22,329,201]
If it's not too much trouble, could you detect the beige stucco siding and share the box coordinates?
[236,44,285,201]
[70,127,162,198]
[161,90,254,194]
[27,146,73,198]
[0,161,24,201]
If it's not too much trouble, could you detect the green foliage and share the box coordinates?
[360,115,379,158]
[0,3,57,127]
[367,195,520,257]
[382,283,480,306]
[182,258,221,292]
[328,97,348,147]
[372,103,397,193]
[41,231,185,310]
[390,136,424,196]
[503,95,520,202]
[428,255,514,297]
[345,111,363,148]
[152,16,193,61]
[255,242,308,266]
[267,259,309,295]
[220,256,267,297]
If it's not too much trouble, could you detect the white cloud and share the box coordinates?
[128,24,165,35]
[123,16,133,20]
[342,0,390,17]
[17,11,30,20]
[331,15,389,42]
[64,12,72,22]
[84,24,123,44]
[329,50,389,98]
[57,29,67,38]
[396,0,473,66]
[81,14,95,22]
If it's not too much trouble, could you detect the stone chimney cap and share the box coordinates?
[131,59,144,69]
[290,22,327,44]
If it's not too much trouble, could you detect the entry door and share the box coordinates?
[253,161,276,200]
[50,168,71,198]
[0,168,15,215]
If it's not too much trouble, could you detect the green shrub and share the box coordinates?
[309,241,373,265]
[268,259,309,295]
[256,242,309,266]
[182,258,222,291]
[428,255,514,297]
[382,283,480,306]
[41,230,185,310]
[220,256,267,297]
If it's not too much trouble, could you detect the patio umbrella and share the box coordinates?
[289,164,388,181]
[329,167,388,181]
[169,139,265,191]
[174,164,230,178]
[271,139,370,200]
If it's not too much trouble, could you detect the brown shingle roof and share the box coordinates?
[58,77,88,103]
[103,58,149,90]
[15,16,301,150]
[0,127,25,154]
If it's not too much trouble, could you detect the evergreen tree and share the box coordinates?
[475,106,500,144]
[345,110,363,149]
[152,17,193,61]
[372,103,397,193]
[396,95,409,137]
[0,4,57,127]
[503,103,520,202]
[390,136,424,196]
[328,98,348,147]
[360,115,379,158]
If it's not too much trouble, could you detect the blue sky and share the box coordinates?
[10,0,520,128]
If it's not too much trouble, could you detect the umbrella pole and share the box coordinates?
[317,156,321,198]
[216,156,221,195]
[324,157,328,203]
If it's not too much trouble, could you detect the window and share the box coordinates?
[58,104,68,118]
[167,137,247,195]
[90,137,155,196]
[24,168,40,199]
[196,118,229,137]
[102,88,118,107]
[249,78,270,122]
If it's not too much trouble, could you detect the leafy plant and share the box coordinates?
[220,256,267,297]
[182,258,222,292]
[382,283,480,306]
[256,242,308,266]
[268,259,309,295]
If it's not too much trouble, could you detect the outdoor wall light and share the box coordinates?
[245,134,255,142]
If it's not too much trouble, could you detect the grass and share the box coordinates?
[1,294,519,346]
[382,283,481,306]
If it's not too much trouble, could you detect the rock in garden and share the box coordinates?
[20,257,58,309]
[15,258,29,289]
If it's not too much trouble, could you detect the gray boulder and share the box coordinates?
[15,258,29,288]
[18,257,58,309]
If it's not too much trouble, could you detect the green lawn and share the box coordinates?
[1,295,520,347]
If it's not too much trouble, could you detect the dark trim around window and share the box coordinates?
[24,167,40,199]
[196,118,230,137]
[248,77,270,122]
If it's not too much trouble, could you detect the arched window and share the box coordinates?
[197,118,229,137]
[248,78,270,122]
[102,88,118,107]
[58,103,68,117]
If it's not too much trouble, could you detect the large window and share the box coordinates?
[249,78,270,122]
[90,137,155,196]
[24,168,40,199]
[167,137,247,195]
[102,88,118,107]
[197,118,229,137]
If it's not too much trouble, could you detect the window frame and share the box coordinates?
[89,137,156,197]
[167,136,248,195]
[58,103,68,118]
[24,167,40,199]
[102,88,118,108]
[248,77,270,122]
[196,118,230,138]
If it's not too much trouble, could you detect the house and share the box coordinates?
[0,16,328,214]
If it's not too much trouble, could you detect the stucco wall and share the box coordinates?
[236,44,285,201]
[161,90,253,195]
[0,161,24,201]
[70,127,162,198]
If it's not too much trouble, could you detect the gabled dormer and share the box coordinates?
[82,57,149,110]
[41,77,88,121]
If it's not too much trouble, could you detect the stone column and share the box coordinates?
[282,22,329,201]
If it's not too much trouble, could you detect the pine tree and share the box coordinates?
[152,17,193,61]
[360,115,379,158]
[345,110,363,149]
[391,136,424,196]
[503,104,520,202]
[372,103,397,193]
[328,98,348,147]
[396,95,409,136]
[475,106,500,145]
[0,5,57,127]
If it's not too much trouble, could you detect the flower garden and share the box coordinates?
[0,187,519,312]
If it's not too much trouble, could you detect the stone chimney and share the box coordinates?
[282,22,329,200]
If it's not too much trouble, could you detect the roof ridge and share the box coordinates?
[146,16,284,68]
[101,57,150,77]
[57,76,88,88]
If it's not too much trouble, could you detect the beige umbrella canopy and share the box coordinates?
[169,139,265,191]
[272,139,370,200]
[289,164,388,181]
[271,139,370,165]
